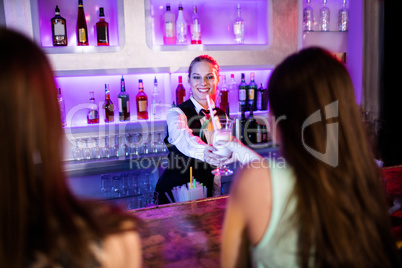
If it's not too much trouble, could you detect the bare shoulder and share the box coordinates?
[230,159,272,200]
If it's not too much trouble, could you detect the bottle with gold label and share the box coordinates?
[136,79,148,120]
[76,0,88,46]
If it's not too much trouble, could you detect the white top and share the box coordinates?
[166,97,212,162]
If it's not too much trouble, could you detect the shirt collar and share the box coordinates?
[190,96,215,114]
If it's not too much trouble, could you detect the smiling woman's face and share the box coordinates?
[188,60,219,108]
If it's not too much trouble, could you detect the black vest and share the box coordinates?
[155,99,226,204]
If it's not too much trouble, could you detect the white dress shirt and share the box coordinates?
[166,97,212,162]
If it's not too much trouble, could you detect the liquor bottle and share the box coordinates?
[51,5,67,46]
[87,91,99,124]
[233,3,244,44]
[228,74,237,115]
[176,4,187,44]
[219,75,229,115]
[248,72,257,111]
[190,5,201,44]
[239,108,247,144]
[118,76,130,121]
[238,73,247,112]
[57,88,66,127]
[96,7,109,46]
[136,79,148,120]
[320,0,330,32]
[163,3,176,45]
[303,0,314,31]
[76,0,88,46]
[246,106,257,145]
[152,76,162,119]
[338,0,349,32]
[256,83,263,111]
[103,84,115,123]
[175,76,186,105]
[256,124,262,144]
[262,124,268,142]
[215,75,221,108]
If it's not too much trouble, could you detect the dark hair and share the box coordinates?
[268,47,400,267]
[188,54,220,78]
[0,28,139,268]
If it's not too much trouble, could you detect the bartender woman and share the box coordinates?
[155,55,228,204]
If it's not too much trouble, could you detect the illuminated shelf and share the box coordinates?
[145,0,272,51]
[30,0,125,53]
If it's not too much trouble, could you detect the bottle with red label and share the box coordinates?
[136,79,148,120]
[175,76,186,105]
[103,84,115,122]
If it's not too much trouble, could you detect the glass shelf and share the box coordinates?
[30,0,125,53]
[145,0,272,51]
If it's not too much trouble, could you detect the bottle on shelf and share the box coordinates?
[239,107,246,144]
[103,84,115,123]
[256,124,262,144]
[175,75,186,105]
[51,5,67,46]
[338,0,349,32]
[152,76,162,120]
[215,75,221,108]
[219,75,229,115]
[136,79,148,120]
[96,7,109,46]
[233,3,245,44]
[190,5,201,44]
[228,74,237,116]
[238,73,247,112]
[248,72,257,111]
[176,3,187,44]
[256,83,263,111]
[57,88,66,127]
[87,91,99,124]
[319,0,330,32]
[76,0,88,46]
[118,76,130,121]
[163,3,176,45]
[246,106,257,145]
[303,0,314,31]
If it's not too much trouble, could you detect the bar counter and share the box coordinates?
[129,195,229,267]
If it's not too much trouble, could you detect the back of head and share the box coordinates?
[0,28,68,267]
[268,47,399,267]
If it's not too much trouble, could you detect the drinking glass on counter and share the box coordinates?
[72,138,83,161]
[120,134,130,157]
[92,137,102,159]
[101,136,112,158]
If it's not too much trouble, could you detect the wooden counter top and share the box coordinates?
[129,195,228,267]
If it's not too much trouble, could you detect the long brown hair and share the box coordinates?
[0,28,138,267]
[268,47,400,267]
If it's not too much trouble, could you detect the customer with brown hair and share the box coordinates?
[0,28,141,268]
[221,47,400,267]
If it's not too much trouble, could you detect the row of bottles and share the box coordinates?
[51,0,110,46]
[163,3,244,45]
[303,0,349,32]
[238,108,271,146]
[57,76,165,126]
[87,77,154,124]
[57,72,269,127]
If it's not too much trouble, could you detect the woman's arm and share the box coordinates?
[166,107,210,162]
[221,161,273,268]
